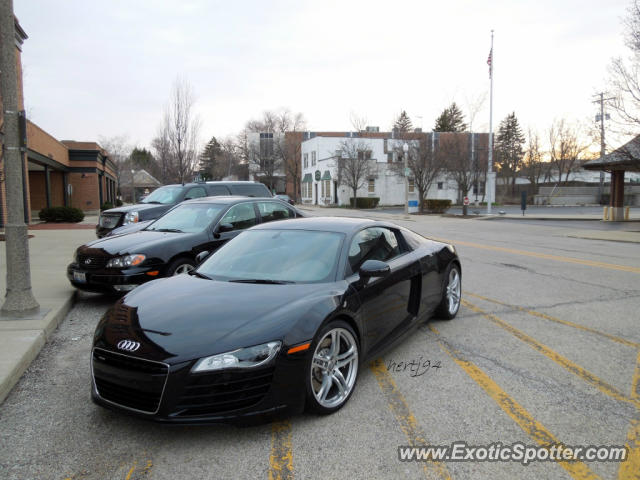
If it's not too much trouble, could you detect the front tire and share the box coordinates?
[305,321,359,415]
[435,263,461,319]
[166,257,195,276]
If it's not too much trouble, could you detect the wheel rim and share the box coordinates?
[310,328,358,409]
[173,263,194,275]
[446,268,461,314]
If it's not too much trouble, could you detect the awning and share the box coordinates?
[302,173,313,183]
[321,170,332,180]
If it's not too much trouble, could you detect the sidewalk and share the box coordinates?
[0,224,96,404]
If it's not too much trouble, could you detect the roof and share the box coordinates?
[583,135,640,172]
[119,169,162,188]
[182,196,278,205]
[252,216,377,233]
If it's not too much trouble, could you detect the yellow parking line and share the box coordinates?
[269,419,294,480]
[618,350,640,480]
[462,299,640,409]
[429,325,601,480]
[124,462,137,480]
[465,292,640,349]
[432,238,640,274]
[370,358,452,480]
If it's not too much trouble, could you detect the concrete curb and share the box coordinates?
[0,291,77,405]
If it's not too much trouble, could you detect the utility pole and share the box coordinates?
[593,92,614,205]
[1,0,39,314]
[487,30,495,214]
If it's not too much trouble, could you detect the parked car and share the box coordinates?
[69,197,302,294]
[96,181,272,238]
[275,194,294,205]
[89,217,461,423]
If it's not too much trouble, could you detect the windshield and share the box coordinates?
[198,230,344,283]
[145,203,224,233]
[141,186,183,204]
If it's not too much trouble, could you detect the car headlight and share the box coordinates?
[106,254,146,268]
[191,341,281,373]
[123,211,139,224]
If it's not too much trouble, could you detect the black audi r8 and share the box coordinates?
[91,217,461,424]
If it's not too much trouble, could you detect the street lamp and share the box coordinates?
[131,169,135,203]
[403,143,409,214]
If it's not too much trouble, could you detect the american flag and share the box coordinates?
[487,48,493,79]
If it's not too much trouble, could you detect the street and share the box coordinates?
[1,212,639,480]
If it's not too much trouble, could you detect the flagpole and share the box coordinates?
[487,29,494,215]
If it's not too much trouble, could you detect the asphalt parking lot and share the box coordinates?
[1,212,639,480]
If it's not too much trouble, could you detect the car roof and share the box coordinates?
[251,216,380,233]
[159,181,265,188]
[180,196,280,205]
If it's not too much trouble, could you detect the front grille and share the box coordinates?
[99,213,122,228]
[92,348,168,414]
[77,254,109,269]
[174,367,274,417]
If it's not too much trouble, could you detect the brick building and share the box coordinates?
[0,17,117,227]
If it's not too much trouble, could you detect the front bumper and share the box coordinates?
[90,347,307,425]
[67,263,160,293]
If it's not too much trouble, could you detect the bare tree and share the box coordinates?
[440,133,476,215]
[389,134,445,213]
[522,129,545,191]
[334,138,375,208]
[164,78,201,183]
[349,111,368,132]
[548,119,587,184]
[151,118,173,183]
[98,134,132,196]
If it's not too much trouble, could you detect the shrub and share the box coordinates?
[115,198,123,207]
[423,199,452,213]
[100,202,113,211]
[38,206,85,223]
[349,197,380,209]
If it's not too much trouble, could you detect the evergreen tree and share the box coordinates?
[433,102,467,132]
[129,147,161,180]
[199,136,223,180]
[393,110,413,133]
[495,112,525,191]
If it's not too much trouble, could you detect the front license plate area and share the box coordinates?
[73,271,87,283]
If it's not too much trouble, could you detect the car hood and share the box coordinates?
[103,203,171,219]
[95,274,338,364]
[82,230,195,255]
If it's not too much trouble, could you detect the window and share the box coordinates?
[387,152,393,163]
[146,203,225,233]
[311,151,316,166]
[184,187,207,200]
[368,179,375,193]
[229,184,271,197]
[257,201,293,223]
[259,132,274,159]
[207,185,231,196]
[303,153,308,168]
[324,180,331,199]
[321,180,325,197]
[347,227,402,274]
[408,178,415,193]
[220,203,257,231]
[437,182,444,190]
[358,150,372,161]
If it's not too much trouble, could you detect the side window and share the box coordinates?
[185,187,207,200]
[230,184,271,197]
[220,203,257,231]
[207,185,231,196]
[348,227,402,273]
[257,202,292,223]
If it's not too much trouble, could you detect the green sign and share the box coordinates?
[315,170,321,181]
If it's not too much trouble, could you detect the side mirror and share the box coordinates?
[213,222,234,238]
[195,251,210,265]
[359,260,390,278]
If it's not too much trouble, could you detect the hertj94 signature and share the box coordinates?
[386,356,442,377]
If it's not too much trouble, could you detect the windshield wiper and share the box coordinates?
[142,201,163,204]
[190,270,212,280]
[229,279,294,284]
[150,228,184,233]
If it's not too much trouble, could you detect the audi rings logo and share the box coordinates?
[117,339,141,352]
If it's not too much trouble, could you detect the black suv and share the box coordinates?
[96,181,272,237]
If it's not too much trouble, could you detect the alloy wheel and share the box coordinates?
[310,327,358,409]
[173,264,194,275]
[446,267,461,314]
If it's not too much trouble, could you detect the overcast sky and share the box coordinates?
[15,0,631,150]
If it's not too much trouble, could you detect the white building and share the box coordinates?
[300,133,477,206]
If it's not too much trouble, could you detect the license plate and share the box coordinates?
[73,271,86,283]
